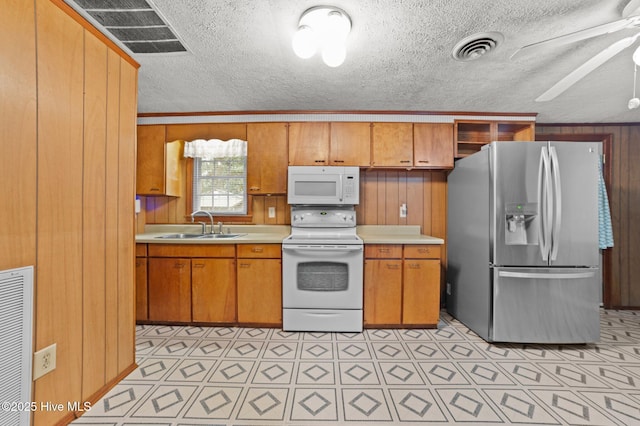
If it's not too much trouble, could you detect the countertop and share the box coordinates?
[357,225,444,245]
[136,224,444,245]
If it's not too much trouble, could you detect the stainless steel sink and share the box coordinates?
[155,233,246,239]
[155,233,206,239]
[198,233,246,239]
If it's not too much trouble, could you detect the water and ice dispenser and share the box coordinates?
[505,203,538,245]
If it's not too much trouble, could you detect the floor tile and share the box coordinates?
[72,308,640,425]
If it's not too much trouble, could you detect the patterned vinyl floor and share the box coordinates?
[71,309,640,425]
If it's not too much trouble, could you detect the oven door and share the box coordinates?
[282,244,363,309]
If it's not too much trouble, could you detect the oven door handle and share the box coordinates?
[282,245,363,253]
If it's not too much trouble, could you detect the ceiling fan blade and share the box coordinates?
[536,35,640,102]
[623,0,640,17]
[511,18,632,59]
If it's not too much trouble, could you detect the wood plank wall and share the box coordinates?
[139,168,447,236]
[537,124,640,308]
[0,1,139,425]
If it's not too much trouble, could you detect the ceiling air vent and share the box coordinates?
[66,0,188,54]
[452,32,503,61]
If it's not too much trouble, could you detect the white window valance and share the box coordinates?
[183,138,247,160]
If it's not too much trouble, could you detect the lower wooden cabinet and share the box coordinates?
[140,243,282,326]
[192,258,236,323]
[148,257,191,322]
[135,257,148,321]
[364,244,441,327]
[364,259,402,324]
[403,259,440,325]
[237,244,282,325]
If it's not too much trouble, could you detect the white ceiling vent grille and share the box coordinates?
[452,32,504,61]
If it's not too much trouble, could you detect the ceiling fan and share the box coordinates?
[511,0,640,102]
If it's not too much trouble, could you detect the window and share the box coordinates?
[184,138,248,215]
[192,157,247,214]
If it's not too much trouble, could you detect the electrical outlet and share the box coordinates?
[33,343,56,380]
[268,206,276,218]
[400,203,407,218]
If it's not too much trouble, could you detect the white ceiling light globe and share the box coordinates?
[322,42,346,67]
[292,25,317,59]
[325,11,350,43]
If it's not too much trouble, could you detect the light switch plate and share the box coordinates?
[268,206,276,218]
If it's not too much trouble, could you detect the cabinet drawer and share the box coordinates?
[404,245,441,259]
[365,244,402,259]
[136,243,147,257]
[237,244,281,258]
[148,244,235,258]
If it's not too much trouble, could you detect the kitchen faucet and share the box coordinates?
[190,210,214,234]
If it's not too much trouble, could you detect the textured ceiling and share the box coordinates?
[67,0,640,123]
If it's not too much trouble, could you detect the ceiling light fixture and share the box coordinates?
[292,6,351,67]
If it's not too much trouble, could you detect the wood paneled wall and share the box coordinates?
[537,124,640,308]
[0,1,139,424]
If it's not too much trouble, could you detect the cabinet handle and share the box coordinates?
[249,186,260,191]
[239,263,251,268]
[251,247,263,253]
[408,263,421,269]
[193,263,205,268]
[378,248,390,253]
[314,160,326,163]
[418,160,429,163]
[174,262,186,269]
[400,160,411,163]
[418,248,430,253]
[150,188,160,192]
[386,264,400,270]
[333,160,344,163]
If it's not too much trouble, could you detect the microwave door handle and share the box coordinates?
[338,174,343,202]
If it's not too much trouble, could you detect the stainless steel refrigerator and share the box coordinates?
[446,141,601,343]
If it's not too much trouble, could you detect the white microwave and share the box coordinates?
[287,166,360,205]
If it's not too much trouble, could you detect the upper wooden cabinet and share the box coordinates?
[288,122,330,165]
[413,123,454,169]
[330,122,371,166]
[371,122,413,167]
[136,125,183,196]
[289,122,371,166]
[247,123,288,194]
[454,120,535,158]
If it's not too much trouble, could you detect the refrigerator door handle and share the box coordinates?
[498,270,596,280]
[549,146,562,261]
[537,147,551,261]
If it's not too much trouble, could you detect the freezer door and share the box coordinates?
[491,267,600,343]
[491,142,549,267]
[548,142,600,267]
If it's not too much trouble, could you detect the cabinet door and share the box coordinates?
[413,123,454,168]
[330,122,371,166]
[364,259,402,325]
[192,258,236,323]
[402,259,440,325]
[148,258,191,322]
[371,122,413,167]
[135,257,148,321]
[136,125,167,195]
[247,123,288,194]
[237,259,282,324]
[289,122,330,165]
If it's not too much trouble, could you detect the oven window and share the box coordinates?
[297,262,348,291]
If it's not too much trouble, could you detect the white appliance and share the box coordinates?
[287,166,359,205]
[282,206,363,332]
[447,141,601,343]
